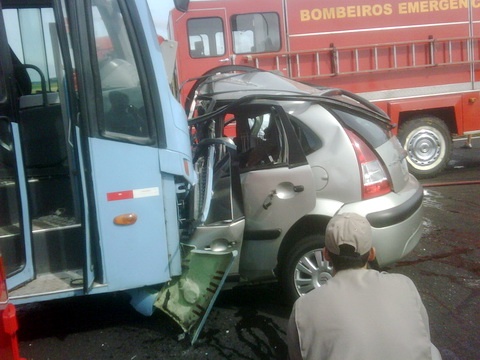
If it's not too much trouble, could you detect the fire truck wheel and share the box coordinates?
[279,234,333,304]
[398,116,452,179]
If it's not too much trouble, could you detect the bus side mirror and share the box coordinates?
[174,0,189,12]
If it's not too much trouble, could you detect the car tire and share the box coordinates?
[279,234,333,304]
[398,116,452,179]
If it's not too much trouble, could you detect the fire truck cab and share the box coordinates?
[170,0,480,178]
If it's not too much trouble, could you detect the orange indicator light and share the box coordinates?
[113,213,138,225]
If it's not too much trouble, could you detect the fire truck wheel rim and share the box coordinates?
[406,126,446,168]
[398,116,452,178]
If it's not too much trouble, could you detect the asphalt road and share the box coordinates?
[16,138,480,360]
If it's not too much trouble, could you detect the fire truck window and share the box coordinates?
[231,13,281,54]
[187,17,225,58]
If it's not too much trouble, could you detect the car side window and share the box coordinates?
[234,108,285,169]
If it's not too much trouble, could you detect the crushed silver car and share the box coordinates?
[183,68,423,302]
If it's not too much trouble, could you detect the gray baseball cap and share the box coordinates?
[325,213,372,256]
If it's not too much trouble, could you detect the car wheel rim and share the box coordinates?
[405,126,446,170]
[293,248,333,297]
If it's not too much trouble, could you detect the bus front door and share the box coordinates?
[0,1,85,301]
[64,0,181,292]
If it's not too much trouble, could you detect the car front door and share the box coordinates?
[233,103,316,278]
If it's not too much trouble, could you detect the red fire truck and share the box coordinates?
[0,255,23,360]
[169,0,480,178]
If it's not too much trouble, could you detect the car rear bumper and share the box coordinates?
[338,175,424,266]
[370,203,423,266]
[366,185,423,228]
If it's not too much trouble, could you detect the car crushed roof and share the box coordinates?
[194,71,331,99]
[191,69,391,125]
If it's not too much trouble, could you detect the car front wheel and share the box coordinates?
[280,234,333,304]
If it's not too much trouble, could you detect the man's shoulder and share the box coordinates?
[376,270,415,283]
[366,270,419,293]
[334,269,418,293]
[361,268,412,282]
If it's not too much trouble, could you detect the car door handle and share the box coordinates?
[263,184,304,209]
[263,190,276,210]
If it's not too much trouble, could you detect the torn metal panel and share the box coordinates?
[155,245,237,344]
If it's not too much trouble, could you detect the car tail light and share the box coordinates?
[346,129,391,199]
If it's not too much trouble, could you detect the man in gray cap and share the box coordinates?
[287,213,441,360]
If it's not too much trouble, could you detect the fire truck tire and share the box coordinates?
[398,116,452,179]
[279,234,333,304]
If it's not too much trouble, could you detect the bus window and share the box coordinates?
[93,3,149,139]
[4,8,58,94]
[231,13,281,54]
[187,17,225,58]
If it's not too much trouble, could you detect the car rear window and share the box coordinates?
[328,107,390,148]
[289,115,322,155]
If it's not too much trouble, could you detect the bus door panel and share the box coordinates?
[1,2,86,298]
[0,4,35,290]
[68,0,173,291]
[0,121,35,290]
[87,139,170,290]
